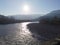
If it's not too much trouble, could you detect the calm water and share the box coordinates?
[0,22,42,45]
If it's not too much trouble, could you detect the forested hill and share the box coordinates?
[0,15,30,24]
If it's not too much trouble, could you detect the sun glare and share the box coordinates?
[23,4,30,14]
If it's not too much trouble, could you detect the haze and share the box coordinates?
[0,0,60,16]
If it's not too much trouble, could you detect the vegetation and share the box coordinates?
[39,16,60,25]
[0,15,30,24]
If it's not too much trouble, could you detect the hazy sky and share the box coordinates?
[0,0,60,16]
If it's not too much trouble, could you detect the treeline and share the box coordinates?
[0,15,30,24]
[39,16,60,25]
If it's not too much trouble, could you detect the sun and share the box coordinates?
[23,5,29,12]
[23,5,30,14]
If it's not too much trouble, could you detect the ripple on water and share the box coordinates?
[0,23,41,45]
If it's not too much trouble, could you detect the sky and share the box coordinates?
[0,0,60,16]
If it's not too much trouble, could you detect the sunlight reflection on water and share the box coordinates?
[19,22,39,36]
[18,22,32,38]
[17,22,41,45]
[0,22,41,45]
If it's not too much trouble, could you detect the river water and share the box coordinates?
[0,22,43,45]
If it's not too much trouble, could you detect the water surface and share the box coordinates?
[0,22,42,45]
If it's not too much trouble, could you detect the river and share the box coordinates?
[0,22,43,45]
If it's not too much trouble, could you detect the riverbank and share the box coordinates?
[27,23,60,45]
[27,23,60,40]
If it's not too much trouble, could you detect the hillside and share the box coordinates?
[27,10,60,40]
[39,10,60,24]
[39,10,60,20]
[0,15,24,24]
[8,14,43,20]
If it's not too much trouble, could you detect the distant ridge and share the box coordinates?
[39,10,60,20]
[8,14,43,20]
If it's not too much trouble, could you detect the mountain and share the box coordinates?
[42,10,60,18]
[39,10,60,20]
[8,14,43,20]
[27,10,60,40]
[0,15,7,18]
[0,14,22,24]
